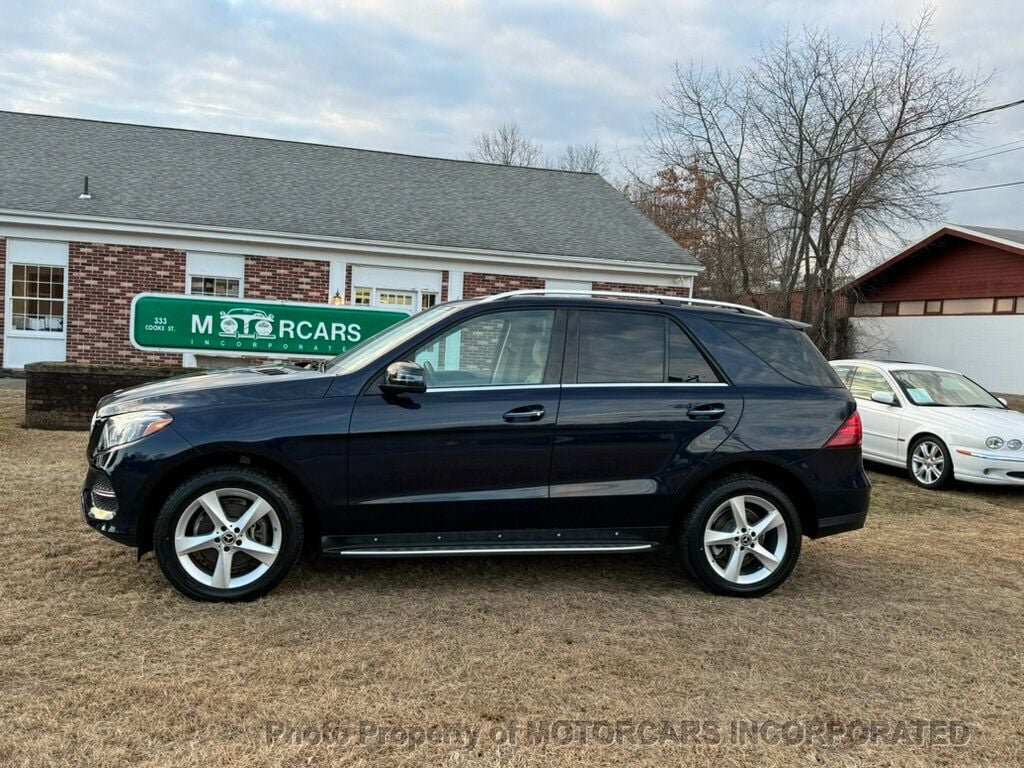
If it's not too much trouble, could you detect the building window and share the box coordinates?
[853,302,882,317]
[925,300,943,315]
[9,264,65,332]
[421,291,439,309]
[942,298,995,315]
[995,297,1015,314]
[898,301,926,316]
[377,291,415,308]
[881,301,900,317]
[1017,298,1024,314]
[353,287,372,306]
[189,276,240,297]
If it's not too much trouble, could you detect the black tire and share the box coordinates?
[154,466,303,602]
[907,435,954,490]
[678,474,802,597]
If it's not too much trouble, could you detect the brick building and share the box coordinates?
[0,112,700,369]
[845,225,1024,393]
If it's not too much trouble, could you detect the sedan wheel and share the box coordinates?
[908,437,953,490]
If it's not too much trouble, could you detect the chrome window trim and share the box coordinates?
[563,382,729,389]
[422,382,729,393]
[426,384,561,393]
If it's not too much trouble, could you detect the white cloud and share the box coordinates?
[0,0,1021,238]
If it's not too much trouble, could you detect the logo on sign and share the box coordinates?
[218,309,277,340]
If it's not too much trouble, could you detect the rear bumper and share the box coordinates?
[790,446,871,539]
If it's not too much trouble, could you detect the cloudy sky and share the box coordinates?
[2,0,1021,252]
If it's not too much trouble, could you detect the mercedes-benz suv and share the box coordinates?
[82,290,870,601]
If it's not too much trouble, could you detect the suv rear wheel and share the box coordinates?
[679,474,802,597]
[154,467,303,602]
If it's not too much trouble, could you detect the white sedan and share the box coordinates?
[830,359,1024,490]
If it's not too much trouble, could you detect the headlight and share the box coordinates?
[985,436,1004,450]
[1008,439,1023,451]
[98,411,173,451]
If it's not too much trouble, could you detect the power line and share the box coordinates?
[957,144,1024,163]
[934,179,1024,196]
[739,97,1024,182]
[946,134,1024,162]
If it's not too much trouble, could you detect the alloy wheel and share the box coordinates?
[173,488,282,590]
[911,440,945,486]
[703,494,789,585]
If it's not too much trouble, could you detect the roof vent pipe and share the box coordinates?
[78,176,92,200]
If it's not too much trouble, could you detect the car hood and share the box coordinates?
[919,406,1024,439]
[95,364,333,416]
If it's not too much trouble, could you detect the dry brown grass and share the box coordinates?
[1,385,1023,767]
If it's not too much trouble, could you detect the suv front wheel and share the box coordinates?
[679,475,802,597]
[154,467,304,602]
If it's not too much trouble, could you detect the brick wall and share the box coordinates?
[592,280,691,298]
[0,238,5,365]
[68,242,186,366]
[463,272,545,299]
[244,255,329,302]
[25,362,189,430]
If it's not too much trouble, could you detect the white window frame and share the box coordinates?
[4,240,70,341]
[185,253,245,298]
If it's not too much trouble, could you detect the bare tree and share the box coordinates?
[646,9,988,355]
[554,142,609,175]
[467,122,542,166]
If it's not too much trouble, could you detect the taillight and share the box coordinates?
[824,411,862,448]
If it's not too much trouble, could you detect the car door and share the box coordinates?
[344,307,565,539]
[848,365,903,462]
[548,308,743,536]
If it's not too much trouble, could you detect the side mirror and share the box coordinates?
[998,397,1009,407]
[380,361,427,395]
[870,391,896,406]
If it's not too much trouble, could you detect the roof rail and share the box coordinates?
[478,289,774,317]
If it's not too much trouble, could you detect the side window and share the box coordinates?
[848,367,895,401]
[669,322,721,383]
[712,320,842,387]
[411,310,555,388]
[832,365,854,386]
[577,311,665,383]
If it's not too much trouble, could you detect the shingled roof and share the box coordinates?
[0,111,697,268]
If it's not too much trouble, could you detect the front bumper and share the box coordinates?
[953,447,1024,485]
[81,425,200,547]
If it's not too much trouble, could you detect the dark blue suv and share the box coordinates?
[82,290,869,601]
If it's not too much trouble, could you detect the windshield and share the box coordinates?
[324,303,465,375]
[891,370,1005,409]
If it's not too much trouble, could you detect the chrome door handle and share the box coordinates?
[503,405,545,423]
[687,403,726,420]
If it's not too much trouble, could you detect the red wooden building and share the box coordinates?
[846,225,1024,393]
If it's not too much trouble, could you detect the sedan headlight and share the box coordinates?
[97,411,173,451]
[1008,439,1023,451]
[985,436,1005,450]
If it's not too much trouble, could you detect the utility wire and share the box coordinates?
[934,179,1024,195]
[945,134,1024,162]
[738,97,1024,182]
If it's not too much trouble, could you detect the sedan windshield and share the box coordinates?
[324,303,465,375]
[891,369,1005,409]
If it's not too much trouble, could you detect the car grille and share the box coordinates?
[90,474,118,515]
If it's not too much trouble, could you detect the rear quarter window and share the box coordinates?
[711,320,842,387]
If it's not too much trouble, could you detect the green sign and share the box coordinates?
[130,293,409,358]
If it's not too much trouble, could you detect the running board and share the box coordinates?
[326,543,656,558]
